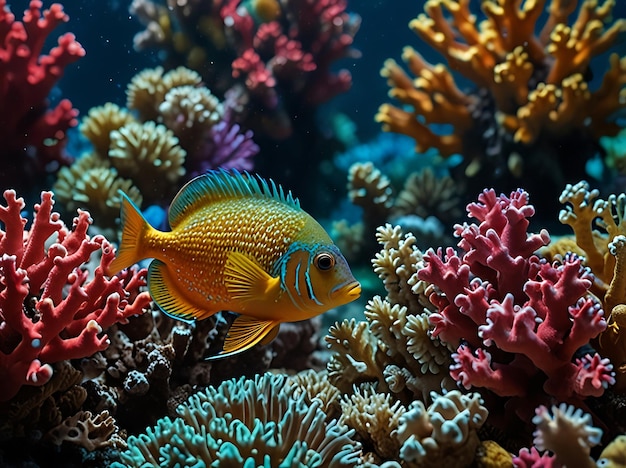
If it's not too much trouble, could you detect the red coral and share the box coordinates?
[419,189,614,401]
[221,0,359,137]
[0,190,151,401]
[0,0,85,187]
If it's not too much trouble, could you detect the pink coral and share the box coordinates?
[0,190,151,401]
[418,189,614,401]
[0,0,85,187]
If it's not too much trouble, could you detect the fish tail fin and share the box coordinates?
[108,192,151,275]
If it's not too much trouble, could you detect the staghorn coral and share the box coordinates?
[559,181,626,391]
[377,0,626,217]
[113,372,362,467]
[0,189,152,401]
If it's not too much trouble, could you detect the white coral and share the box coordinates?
[531,403,602,468]
[396,390,487,468]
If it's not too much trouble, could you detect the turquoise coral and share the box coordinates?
[114,372,362,467]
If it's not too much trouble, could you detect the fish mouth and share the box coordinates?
[332,281,361,301]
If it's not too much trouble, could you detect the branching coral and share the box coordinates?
[0,0,85,191]
[130,0,360,140]
[559,181,626,391]
[46,409,125,451]
[377,0,626,215]
[334,162,459,262]
[0,190,152,401]
[113,372,362,467]
[418,188,614,411]
[326,224,454,405]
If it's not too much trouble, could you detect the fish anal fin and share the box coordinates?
[148,260,212,322]
[206,316,279,360]
[224,251,279,303]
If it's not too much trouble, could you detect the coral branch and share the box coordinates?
[0,190,151,401]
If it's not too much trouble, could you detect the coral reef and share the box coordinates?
[0,0,85,194]
[333,161,460,263]
[53,67,258,231]
[130,0,360,141]
[377,0,626,216]
[559,181,626,392]
[326,224,455,406]
[0,189,152,401]
[128,0,361,213]
[512,403,618,467]
[113,372,362,467]
[418,188,614,416]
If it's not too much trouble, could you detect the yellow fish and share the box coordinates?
[109,169,361,358]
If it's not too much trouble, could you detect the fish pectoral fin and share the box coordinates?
[224,251,279,303]
[259,323,280,345]
[206,316,279,360]
[149,260,211,322]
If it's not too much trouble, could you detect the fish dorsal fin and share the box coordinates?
[206,317,279,360]
[148,259,213,322]
[168,169,300,228]
[224,251,280,303]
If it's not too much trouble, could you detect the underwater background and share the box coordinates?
[0,0,626,466]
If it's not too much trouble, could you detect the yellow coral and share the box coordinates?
[475,440,513,468]
[127,66,204,121]
[126,66,166,121]
[108,121,186,200]
[80,103,136,157]
[252,0,282,22]
[54,155,143,230]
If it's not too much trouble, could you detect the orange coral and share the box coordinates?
[377,0,626,181]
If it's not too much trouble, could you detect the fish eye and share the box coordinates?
[314,252,335,271]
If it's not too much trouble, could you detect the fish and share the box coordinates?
[108,169,361,358]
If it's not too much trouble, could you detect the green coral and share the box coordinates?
[113,373,361,467]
